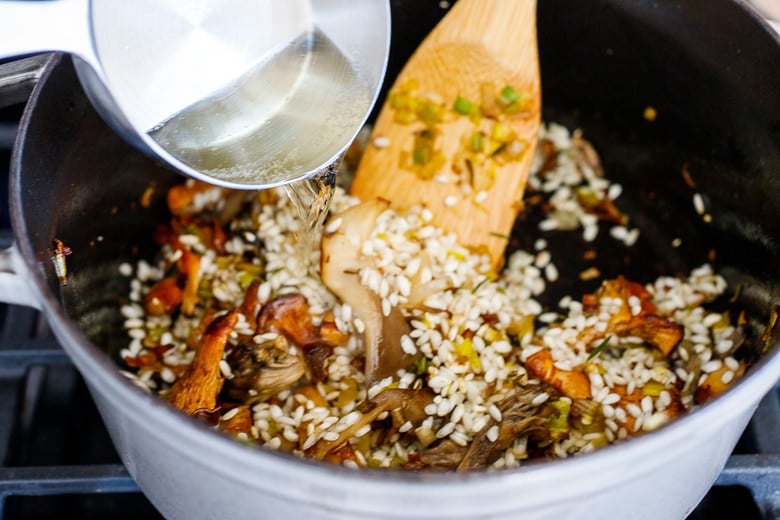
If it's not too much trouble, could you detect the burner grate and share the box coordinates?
[0,299,163,519]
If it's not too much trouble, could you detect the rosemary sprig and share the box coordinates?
[586,336,612,362]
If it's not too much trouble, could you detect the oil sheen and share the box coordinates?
[148,28,371,187]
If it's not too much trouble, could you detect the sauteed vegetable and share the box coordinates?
[119,123,751,470]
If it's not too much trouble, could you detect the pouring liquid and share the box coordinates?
[148,28,373,187]
[283,163,337,274]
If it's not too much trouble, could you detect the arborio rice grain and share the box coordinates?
[119,123,752,471]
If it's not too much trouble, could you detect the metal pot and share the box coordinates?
[2,1,779,518]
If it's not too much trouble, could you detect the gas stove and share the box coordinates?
[0,100,778,520]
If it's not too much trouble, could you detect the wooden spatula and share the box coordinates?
[350,0,540,269]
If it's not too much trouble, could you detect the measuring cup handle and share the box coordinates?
[0,54,51,109]
[0,0,91,60]
[0,243,42,310]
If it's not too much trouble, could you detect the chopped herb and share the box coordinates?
[472,277,490,293]
[497,84,527,114]
[417,102,443,126]
[729,284,743,303]
[470,132,485,152]
[586,336,612,362]
[489,231,510,240]
[237,271,261,290]
[454,95,476,115]
[412,146,430,166]
[499,85,520,105]
[411,356,429,376]
[490,143,507,157]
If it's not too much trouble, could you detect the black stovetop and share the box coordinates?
[0,107,778,520]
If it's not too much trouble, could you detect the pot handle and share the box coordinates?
[0,53,48,311]
[0,243,42,310]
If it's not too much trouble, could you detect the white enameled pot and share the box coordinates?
[1,0,779,518]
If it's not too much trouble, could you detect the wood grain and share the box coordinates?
[350,0,540,268]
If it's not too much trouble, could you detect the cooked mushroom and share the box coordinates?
[583,277,683,357]
[166,180,222,216]
[225,334,306,402]
[679,341,702,401]
[611,313,684,357]
[188,307,217,349]
[176,244,201,317]
[525,349,592,399]
[218,405,254,437]
[167,309,238,414]
[166,180,252,226]
[694,359,746,404]
[144,276,183,316]
[418,439,468,469]
[321,199,420,382]
[306,387,433,460]
[457,388,553,471]
[256,293,322,347]
[255,293,347,381]
[240,280,262,331]
[571,129,604,178]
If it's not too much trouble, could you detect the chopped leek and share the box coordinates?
[499,85,520,105]
[411,356,429,375]
[491,122,512,142]
[454,95,476,115]
[642,380,666,397]
[498,85,527,114]
[412,146,430,166]
[417,102,443,126]
[549,399,571,439]
[455,338,481,370]
[470,132,485,152]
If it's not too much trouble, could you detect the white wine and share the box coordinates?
[149,29,372,187]
[283,163,337,273]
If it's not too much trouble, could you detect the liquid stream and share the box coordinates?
[283,164,338,275]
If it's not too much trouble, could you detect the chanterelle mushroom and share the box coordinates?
[167,309,238,414]
[321,199,420,383]
[225,334,306,402]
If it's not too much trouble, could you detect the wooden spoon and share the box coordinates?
[350,0,540,269]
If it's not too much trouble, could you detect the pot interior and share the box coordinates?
[11,0,780,460]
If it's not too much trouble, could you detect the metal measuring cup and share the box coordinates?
[0,0,390,190]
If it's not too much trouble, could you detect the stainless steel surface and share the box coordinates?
[746,0,780,23]
[0,0,390,190]
[0,56,48,109]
